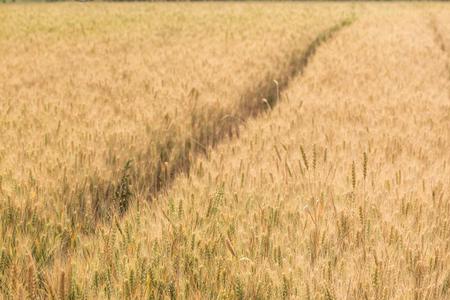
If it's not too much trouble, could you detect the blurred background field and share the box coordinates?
[0,2,351,228]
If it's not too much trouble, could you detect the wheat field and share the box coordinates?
[0,2,351,227]
[1,2,450,300]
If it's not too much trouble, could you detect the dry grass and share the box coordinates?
[1,2,450,300]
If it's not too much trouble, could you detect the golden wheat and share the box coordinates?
[63,5,450,299]
[1,2,450,299]
[0,2,349,225]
